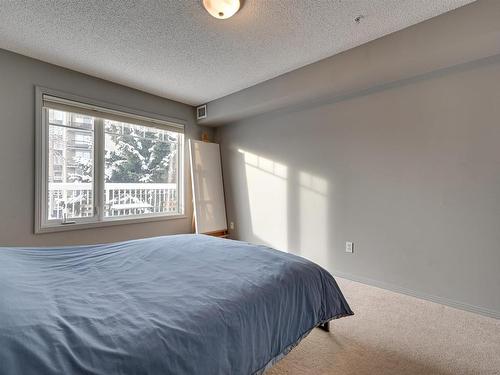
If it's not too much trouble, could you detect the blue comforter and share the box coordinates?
[0,234,352,374]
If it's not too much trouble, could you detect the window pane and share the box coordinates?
[48,108,94,130]
[47,109,94,221]
[104,120,180,217]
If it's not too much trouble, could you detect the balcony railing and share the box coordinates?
[48,182,178,220]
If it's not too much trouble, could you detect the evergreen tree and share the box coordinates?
[104,123,178,184]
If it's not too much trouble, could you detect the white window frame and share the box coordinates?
[35,86,187,234]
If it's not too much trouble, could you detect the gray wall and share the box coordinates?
[216,50,500,317]
[0,48,209,246]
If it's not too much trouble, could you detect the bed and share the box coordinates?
[0,234,352,374]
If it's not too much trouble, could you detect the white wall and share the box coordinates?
[0,49,209,246]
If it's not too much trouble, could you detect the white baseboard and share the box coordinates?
[332,270,500,320]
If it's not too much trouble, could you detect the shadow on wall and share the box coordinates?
[234,148,331,267]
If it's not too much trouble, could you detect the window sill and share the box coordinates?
[35,214,188,234]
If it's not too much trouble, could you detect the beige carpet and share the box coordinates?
[267,278,500,375]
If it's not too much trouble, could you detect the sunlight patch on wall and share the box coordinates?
[299,171,329,265]
[238,149,288,252]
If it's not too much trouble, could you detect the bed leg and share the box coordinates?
[318,321,330,332]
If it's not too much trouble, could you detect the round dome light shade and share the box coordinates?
[202,0,240,19]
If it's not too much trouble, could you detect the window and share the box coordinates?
[74,132,92,146]
[36,88,185,233]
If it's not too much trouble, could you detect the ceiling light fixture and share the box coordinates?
[203,0,240,20]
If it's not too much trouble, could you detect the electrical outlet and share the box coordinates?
[345,241,354,253]
[229,221,235,230]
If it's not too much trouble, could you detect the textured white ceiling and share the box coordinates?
[0,0,474,105]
